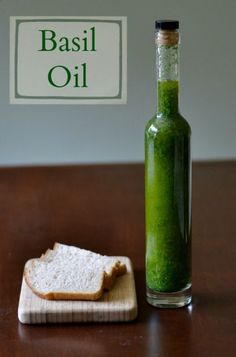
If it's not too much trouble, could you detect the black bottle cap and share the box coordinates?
[155,20,179,30]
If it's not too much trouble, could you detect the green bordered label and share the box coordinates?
[10,16,127,104]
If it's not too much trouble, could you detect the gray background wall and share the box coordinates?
[0,0,235,166]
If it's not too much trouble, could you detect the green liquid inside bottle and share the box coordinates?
[145,78,191,293]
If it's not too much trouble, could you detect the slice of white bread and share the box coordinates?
[24,243,127,301]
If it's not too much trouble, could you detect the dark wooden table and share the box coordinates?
[0,162,235,356]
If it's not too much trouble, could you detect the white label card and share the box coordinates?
[10,17,127,104]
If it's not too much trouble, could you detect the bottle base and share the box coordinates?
[146,284,192,308]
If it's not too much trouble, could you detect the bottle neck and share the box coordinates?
[156,30,180,117]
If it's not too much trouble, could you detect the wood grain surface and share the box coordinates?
[18,256,137,323]
[0,162,236,356]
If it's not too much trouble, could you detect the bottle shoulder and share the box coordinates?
[145,113,191,139]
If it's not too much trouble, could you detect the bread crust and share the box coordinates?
[40,249,52,261]
[104,262,127,290]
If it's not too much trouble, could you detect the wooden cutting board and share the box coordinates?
[18,256,137,324]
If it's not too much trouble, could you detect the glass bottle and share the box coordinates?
[145,20,192,308]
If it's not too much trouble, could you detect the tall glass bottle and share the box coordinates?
[145,20,192,308]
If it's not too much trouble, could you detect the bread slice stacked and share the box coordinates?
[24,243,127,301]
